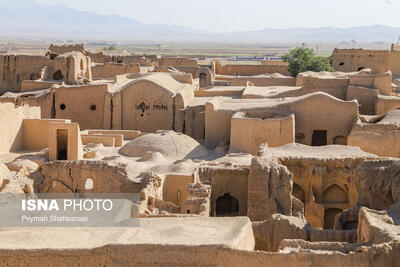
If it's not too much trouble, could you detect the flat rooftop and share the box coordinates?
[0,217,254,250]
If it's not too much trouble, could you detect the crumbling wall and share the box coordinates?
[247,157,294,221]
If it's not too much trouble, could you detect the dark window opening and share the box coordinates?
[53,70,64,80]
[339,62,344,66]
[357,67,364,71]
[60,104,66,110]
[90,105,97,111]
[216,193,239,216]
[311,130,327,146]
[56,129,68,160]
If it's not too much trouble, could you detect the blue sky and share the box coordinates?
[35,0,400,32]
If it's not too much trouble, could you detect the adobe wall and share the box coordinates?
[16,91,53,119]
[375,95,400,114]
[331,49,390,73]
[231,77,296,86]
[0,53,91,93]
[208,167,249,216]
[54,84,109,130]
[157,57,198,67]
[229,112,295,155]
[91,63,140,79]
[0,242,399,267]
[278,157,361,229]
[20,80,58,92]
[346,86,378,115]
[389,44,400,75]
[247,157,293,221]
[348,131,400,157]
[349,71,393,96]
[48,122,83,161]
[296,75,349,99]
[281,94,358,146]
[48,44,86,55]
[162,174,193,207]
[205,94,358,148]
[0,55,50,93]
[39,160,140,193]
[215,60,290,76]
[119,81,175,132]
[0,103,41,154]
[184,105,205,141]
[23,119,69,151]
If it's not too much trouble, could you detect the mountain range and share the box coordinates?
[1,0,400,44]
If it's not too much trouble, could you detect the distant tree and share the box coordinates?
[102,45,117,51]
[282,44,334,77]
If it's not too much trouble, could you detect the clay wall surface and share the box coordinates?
[375,95,400,114]
[162,174,193,207]
[215,60,290,76]
[296,75,349,99]
[91,63,140,79]
[48,122,83,161]
[0,55,50,93]
[349,71,393,96]
[54,84,109,130]
[119,80,175,132]
[279,157,361,228]
[23,118,69,151]
[209,167,249,216]
[331,49,390,73]
[16,92,53,119]
[157,57,198,67]
[184,105,205,141]
[231,77,296,86]
[0,103,40,154]
[346,86,378,115]
[0,242,398,267]
[230,112,295,155]
[389,44,400,75]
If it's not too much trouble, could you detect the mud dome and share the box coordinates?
[119,130,209,160]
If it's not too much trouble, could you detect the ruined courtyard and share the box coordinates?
[0,43,400,266]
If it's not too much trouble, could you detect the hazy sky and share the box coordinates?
[35,0,400,32]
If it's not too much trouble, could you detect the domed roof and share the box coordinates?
[119,131,209,160]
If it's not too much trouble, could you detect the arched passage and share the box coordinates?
[333,136,347,145]
[322,184,348,203]
[216,193,239,216]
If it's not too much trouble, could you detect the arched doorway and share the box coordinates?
[199,73,207,88]
[216,193,239,216]
[324,208,342,229]
[333,136,347,145]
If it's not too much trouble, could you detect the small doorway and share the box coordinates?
[199,73,207,88]
[311,130,327,146]
[216,193,239,216]
[56,129,68,160]
[323,208,342,229]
